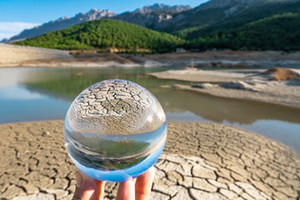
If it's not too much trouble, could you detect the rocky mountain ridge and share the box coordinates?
[3,0,299,43]
[3,9,115,43]
[2,4,191,43]
[111,4,191,29]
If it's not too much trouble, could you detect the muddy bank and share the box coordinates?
[146,50,300,68]
[1,44,300,69]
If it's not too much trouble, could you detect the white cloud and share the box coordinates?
[0,22,40,40]
[0,33,13,40]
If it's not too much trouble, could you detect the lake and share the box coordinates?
[0,67,300,154]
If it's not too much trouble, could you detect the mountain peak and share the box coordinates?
[83,9,116,20]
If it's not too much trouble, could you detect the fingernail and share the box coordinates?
[133,178,137,184]
[75,171,83,188]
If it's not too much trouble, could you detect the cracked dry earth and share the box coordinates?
[0,121,299,200]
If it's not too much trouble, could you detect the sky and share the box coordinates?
[0,0,208,40]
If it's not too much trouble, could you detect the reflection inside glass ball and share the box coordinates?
[64,79,166,182]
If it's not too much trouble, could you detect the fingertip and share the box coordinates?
[117,178,135,200]
[73,170,106,200]
[135,167,156,200]
[146,166,156,178]
[139,166,156,183]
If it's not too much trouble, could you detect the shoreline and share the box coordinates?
[1,44,300,68]
[0,121,299,199]
[163,83,300,109]
[150,68,300,109]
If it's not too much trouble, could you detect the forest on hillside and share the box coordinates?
[14,13,300,52]
[14,19,184,53]
[185,13,300,51]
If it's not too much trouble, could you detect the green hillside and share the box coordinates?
[185,13,300,51]
[168,0,300,40]
[14,19,184,53]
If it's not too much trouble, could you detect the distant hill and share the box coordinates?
[185,13,300,51]
[13,19,184,53]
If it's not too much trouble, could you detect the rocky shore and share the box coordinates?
[0,121,299,200]
[150,68,300,109]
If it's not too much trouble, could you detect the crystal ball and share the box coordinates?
[64,79,166,182]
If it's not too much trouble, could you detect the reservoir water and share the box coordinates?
[0,67,299,154]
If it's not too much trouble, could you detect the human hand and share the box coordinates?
[73,167,156,200]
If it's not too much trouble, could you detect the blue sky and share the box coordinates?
[0,0,208,40]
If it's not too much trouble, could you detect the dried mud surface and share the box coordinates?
[0,121,299,200]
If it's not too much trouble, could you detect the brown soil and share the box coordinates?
[262,67,300,81]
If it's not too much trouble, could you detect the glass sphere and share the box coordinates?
[64,79,166,182]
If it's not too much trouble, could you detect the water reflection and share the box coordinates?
[0,68,300,153]
[224,120,300,154]
[0,86,69,123]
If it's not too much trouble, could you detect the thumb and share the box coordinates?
[73,170,106,200]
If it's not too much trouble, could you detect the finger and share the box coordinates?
[116,178,135,200]
[94,180,106,200]
[135,167,156,200]
[73,170,106,200]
